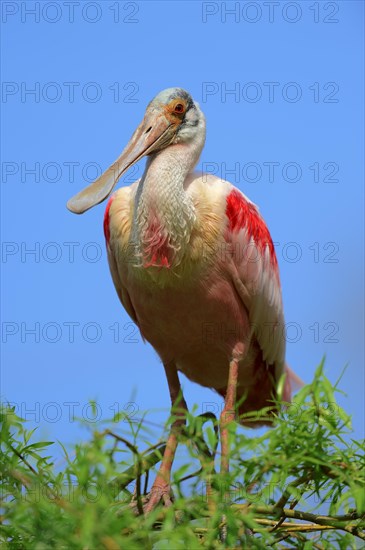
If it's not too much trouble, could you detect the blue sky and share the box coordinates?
[1,1,364,457]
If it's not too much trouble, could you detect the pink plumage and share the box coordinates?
[104,174,290,424]
[68,87,300,510]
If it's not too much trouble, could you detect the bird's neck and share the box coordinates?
[132,140,203,269]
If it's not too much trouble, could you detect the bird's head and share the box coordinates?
[67,87,204,214]
[146,88,204,146]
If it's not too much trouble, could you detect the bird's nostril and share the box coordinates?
[145,127,152,134]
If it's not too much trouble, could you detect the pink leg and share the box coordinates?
[144,362,187,513]
[218,359,239,541]
[220,358,239,476]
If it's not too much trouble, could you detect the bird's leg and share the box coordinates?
[219,358,239,542]
[220,358,239,477]
[144,362,187,513]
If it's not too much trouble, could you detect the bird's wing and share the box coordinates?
[186,173,285,373]
[103,184,139,325]
[223,184,286,374]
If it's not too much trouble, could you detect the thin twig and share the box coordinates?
[9,445,38,476]
[104,430,144,516]
[8,445,70,510]
[108,441,166,492]
[243,505,365,541]
[255,518,334,529]
[273,473,311,511]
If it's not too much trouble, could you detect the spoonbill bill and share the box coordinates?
[67,88,299,512]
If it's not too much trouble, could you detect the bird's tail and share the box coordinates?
[281,363,304,403]
[237,364,304,426]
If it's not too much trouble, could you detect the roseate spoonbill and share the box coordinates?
[67,88,299,511]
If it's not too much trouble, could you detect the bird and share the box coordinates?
[67,87,300,512]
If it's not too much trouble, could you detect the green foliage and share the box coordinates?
[1,364,364,549]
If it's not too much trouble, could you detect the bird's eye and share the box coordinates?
[174,103,185,114]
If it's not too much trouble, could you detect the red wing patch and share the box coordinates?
[103,196,114,245]
[226,189,278,268]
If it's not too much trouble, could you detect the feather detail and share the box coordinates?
[226,189,278,273]
[224,186,285,375]
[142,217,172,268]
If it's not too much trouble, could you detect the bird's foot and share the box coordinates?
[130,478,174,515]
[143,478,174,514]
